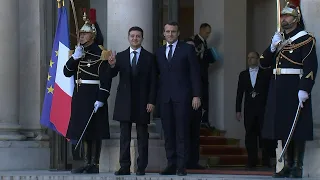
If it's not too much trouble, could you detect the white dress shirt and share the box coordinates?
[130,47,141,65]
[166,40,178,59]
[249,66,259,87]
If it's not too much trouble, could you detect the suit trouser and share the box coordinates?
[119,122,149,170]
[244,114,275,165]
[187,107,202,166]
[160,100,190,169]
[201,75,209,123]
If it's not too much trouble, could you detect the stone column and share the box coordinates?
[18,0,49,141]
[300,0,320,178]
[0,0,25,141]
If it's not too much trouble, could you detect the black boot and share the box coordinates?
[289,141,305,178]
[85,140,102,174]
[71,140,92,174]
[272,141,293,178]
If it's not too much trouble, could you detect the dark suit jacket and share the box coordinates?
[111,47,157,124]
[236,68,272,117]
[155,41,201,103]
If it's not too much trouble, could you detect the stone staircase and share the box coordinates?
[199,127,262,167]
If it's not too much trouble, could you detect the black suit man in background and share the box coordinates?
[193,23,212,128]
[155,22,201,176]
[236,52,275,169]
[108,27,157,176]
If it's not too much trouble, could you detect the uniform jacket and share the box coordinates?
[63,43,112,140]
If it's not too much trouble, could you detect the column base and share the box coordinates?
[20,129,50,141]
[0,141,50,170]
[303,140,320,178]
[0,123,26,140]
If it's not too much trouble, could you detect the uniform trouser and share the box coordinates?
[244,114,275,165]
[119,122,149,170]
[187,107,202,166]
[81,140,102,165]
[274,140,305,178]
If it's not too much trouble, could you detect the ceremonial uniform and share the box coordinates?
[260,3,318,178]
[63,9,112,174]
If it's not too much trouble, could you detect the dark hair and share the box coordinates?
[128,26,144,38]
[164,21,180,31]
[249,51,260,58]
[200,23,211,29]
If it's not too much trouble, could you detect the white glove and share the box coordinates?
[93,101,104,113]
[72,46,84,60]
[298,90,309,108]
[270,32,283,52]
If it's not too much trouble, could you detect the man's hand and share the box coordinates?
[146,104,155,113]
[94,101,104,113]
[108,51,117,68]
[72,45,84,60]
[298,90,309,108]
[236,112,242,121]
[270,32,283,52]
[192,97,201,110]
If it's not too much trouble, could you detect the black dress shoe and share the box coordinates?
[177,168,187,176]
[159,165,176,175]
[71,164,90,174]
[114,168,130,175]
[136,169,145,176]
[84,164,99,174]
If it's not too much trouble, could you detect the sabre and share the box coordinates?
[278,102,302,162]
[70,0,80,45]
[74,109,95,150]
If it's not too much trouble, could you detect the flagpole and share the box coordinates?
[70,0,80,45]
[277,0,281,32]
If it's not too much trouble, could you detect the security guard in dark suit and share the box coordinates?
[260,3,318,178]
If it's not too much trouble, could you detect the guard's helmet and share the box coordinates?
[80,8,97,37]
[281,0,304,29]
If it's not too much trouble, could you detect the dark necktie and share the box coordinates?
[168,44,173,62]
[132,51,137,75]
[204,40,208,50]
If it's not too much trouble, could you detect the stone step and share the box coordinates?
[200,145,246,156]
[0,170,276,180]
[200,136,240,145]
[200,128,226,137]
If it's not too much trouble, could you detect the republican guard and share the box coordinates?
[63,9,112,174]
[260,1,318,178]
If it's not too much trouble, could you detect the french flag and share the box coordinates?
[40,2,73,138]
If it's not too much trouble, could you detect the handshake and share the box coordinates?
[270,32,284,52]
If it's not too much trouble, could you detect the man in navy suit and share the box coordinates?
[155,22,202,176]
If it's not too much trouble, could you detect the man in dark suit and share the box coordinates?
[236,52,276,169]
[193,23,212,128]
[155,22,201,176]
[108,26,157,176]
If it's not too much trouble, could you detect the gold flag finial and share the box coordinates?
[57,0,62,8]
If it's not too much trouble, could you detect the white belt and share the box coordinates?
[273,68,303,75]
[76,79,100,85]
